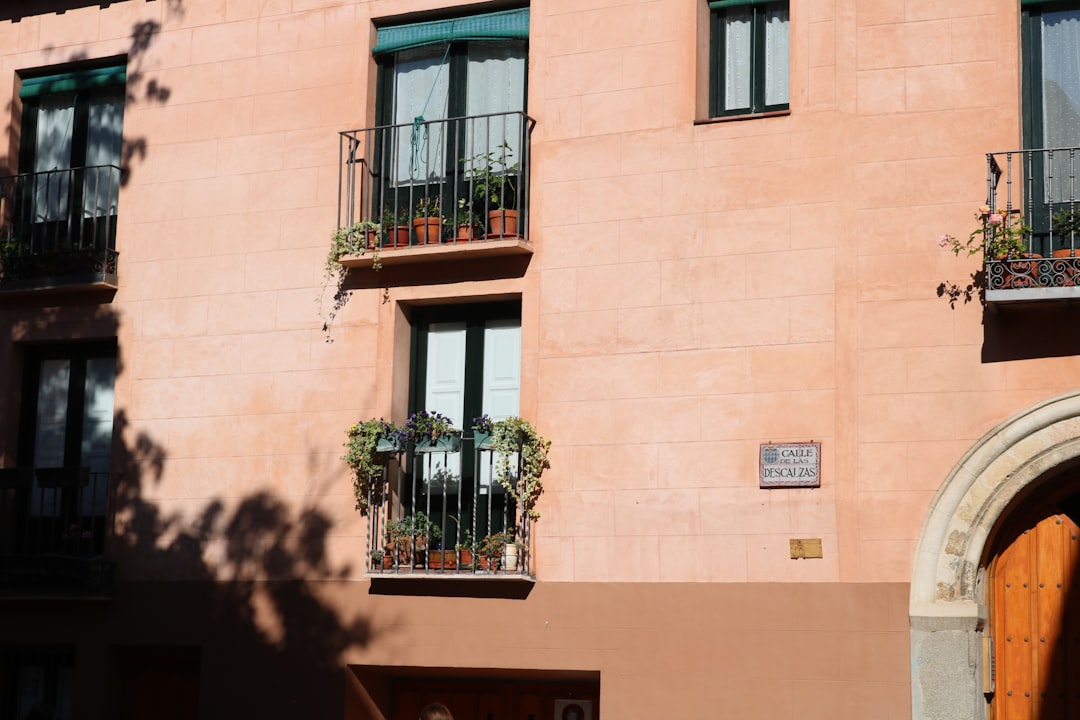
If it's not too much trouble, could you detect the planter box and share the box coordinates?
[375,435,402,454]
[415,431,462,453]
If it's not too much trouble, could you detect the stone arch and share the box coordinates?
[910,390,1080,720]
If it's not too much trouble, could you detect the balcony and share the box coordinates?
[984,148,1080,303]
[0,165,120,297]
[0,467,117,597]
[363,434,535,580]
[336,111,535,271]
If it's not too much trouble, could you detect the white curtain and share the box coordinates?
[764,7,790,107]
[466,41,526,172]
[724,9,753,111]
[33,94,74,222]
[84,96,123,218]
[392,46,450,184]
[1042,10,1080,202]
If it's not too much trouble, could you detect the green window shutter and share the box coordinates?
[373,7,529,55]
[19,65,127,99]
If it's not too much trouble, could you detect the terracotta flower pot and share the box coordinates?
[386,226,410,249]
[487,209,518,237]
[412,217,442,245]
[455,224,478,243]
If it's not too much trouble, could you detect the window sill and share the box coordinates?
[695,109,791,125]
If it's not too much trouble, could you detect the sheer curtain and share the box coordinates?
[764,7,790,107]
[32,94,74,222]
[466,40,526,171]
[84,96,123,218]
[1042,10,1080,202]
[724,9,753,112]
[392,46,449,184]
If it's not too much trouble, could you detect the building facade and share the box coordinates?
[0,0,1077,718]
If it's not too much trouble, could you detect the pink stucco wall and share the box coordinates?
[0,0,1054,715]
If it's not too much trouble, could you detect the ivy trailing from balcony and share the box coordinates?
[343,418,402,514]
[475,416,551,521]
[320,220,381,335]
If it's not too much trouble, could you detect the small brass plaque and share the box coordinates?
[790,538,823,559]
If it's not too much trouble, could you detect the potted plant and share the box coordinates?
[327,220,381,272]
[370,548,386,571]
[478,531,513,572]
[385,512,441,567]
[342,419,402,514]
[412,196,443,245]
[381,205,412,248]
[469,143,520,237]
[0,225,20,280]
[471,414,495,450]
[940,205,1037,299]
[455,529,476,569]
[453,198,480,243]
[404,410,462,453]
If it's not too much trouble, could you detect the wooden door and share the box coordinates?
[991,507,1080,720]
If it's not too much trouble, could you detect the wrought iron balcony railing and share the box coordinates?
[337,111,535,263]
[364,434,534,578]
[985,148,1080,302]
[0,467,117,595]
[0,165,120,291]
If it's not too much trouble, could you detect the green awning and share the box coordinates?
[373,7,529,55]
[19,65,127,98]
[709,0,775,8]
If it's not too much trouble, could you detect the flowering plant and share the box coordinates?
[403,410,457,443]
[940,205,1029,261]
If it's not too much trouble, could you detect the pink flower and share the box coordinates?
[979,205,991,216]
[989,213,1004,225]
[938,234,951,247]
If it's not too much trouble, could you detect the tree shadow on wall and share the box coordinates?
[1,1,179,185]
[1,271,375,718]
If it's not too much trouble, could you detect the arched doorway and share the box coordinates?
[986,482,1080,720]
[909,391,1080,720]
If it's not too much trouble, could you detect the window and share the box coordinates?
[11,62,125,254]
[0,646,75,718]
[2,342,116,559]
[372,9,528,215]
[1021,3,1080,248]
[709,0,789,117]
[405,302,521,541]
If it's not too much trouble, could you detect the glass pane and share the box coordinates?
[466,40,526,173]
[84,94,124,218]
[724,9,753,111]
[392,46,450,184]
[32,358,70,516]
[33,93,75,222]
[479,319,521,493]
[764,7,790,107]
[1042,9,1080,203]
[423,322,466,488]
[80,356,115,515]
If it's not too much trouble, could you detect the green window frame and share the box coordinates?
[1020,1,1080,250]
[406,301,522,540]
[709,0,790,117]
